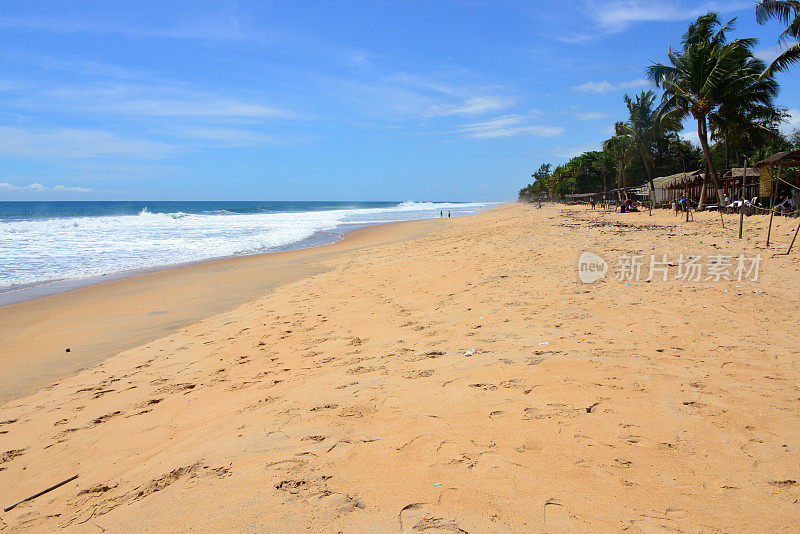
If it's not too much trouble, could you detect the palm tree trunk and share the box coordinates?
[637,142,657,210]
[724,133,730,170]
[617,158,624,202]
[602,171,607,202]
[699,175,708,208]
[696,116,726,210]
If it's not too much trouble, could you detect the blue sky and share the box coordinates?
[0,0,798,201]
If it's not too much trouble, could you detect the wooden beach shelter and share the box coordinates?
[754,150,800,205]
[630,173,680,205]
[662,170,703,204]
[753,150,800,250]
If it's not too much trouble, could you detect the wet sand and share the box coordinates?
[0,218,442,402]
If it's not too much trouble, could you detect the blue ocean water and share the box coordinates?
[0,200,489,293]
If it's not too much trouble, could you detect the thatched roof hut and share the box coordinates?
[753,150,800,168]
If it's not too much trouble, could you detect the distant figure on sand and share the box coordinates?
[440,210,443,218]
[448,211,451,218]
[590,197,596,210]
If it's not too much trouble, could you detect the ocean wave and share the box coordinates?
[0,201,490,290]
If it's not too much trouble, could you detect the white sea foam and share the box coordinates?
[0,202,489,291]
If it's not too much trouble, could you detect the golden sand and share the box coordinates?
[1,203,799,532]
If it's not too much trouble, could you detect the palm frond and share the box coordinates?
[763,42,800,76]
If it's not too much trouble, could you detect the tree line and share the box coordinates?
[520,3,800,207]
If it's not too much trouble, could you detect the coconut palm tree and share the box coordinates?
[709,89,782,169]
[593,150,617,202]
[756,0,800,76]
[602,122,635,202]
[647,12,778,208]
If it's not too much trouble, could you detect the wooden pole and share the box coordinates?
[766,166,779,247]
[787,219,800,254]
[4,474,78,512]
[739,159,747,239]
[684,169,689,223]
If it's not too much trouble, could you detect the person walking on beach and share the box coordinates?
[440,210,443,218]
[448,211,451,218]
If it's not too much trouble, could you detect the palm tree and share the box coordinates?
[648,12,778,209]
[709,91,782,169]
[756,0,800,76]
[594,150,617,202]
[618,90,663,207]
[603,122,635,202]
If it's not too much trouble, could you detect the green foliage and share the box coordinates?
[518,163,552,201]
[756,0,800,76]
[520,9,791,202]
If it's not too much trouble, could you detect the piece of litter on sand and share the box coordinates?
[360,436,380,442]
[538,342,549,346]
[433,482,443,486]
[463,350,475,357]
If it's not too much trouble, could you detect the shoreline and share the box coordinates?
[0,214,461,402]
[0,221,382,308]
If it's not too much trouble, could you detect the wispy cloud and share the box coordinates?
[0,182,94,193]
[456,114,564,139]
[591,1,751,32]
[0,13,272,43]
[0,126,175,159]
[680,131,700,145]
[575,111,609,120]
[426,96,515,117]
[171,126,284,146]
[552,1,752,42]
[782,109,800,133]
[101,99,295,119]
[552,143,600,158]
[755,44,794,65]
[573,79,648,93]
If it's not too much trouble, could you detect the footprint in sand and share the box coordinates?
[399,503,467,533]
[544,499,578,533]
[404,370,434,379]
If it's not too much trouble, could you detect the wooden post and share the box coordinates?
[787,219,800,254]
[739,159,746,239]
[684,170,689,222]
[766,166,779,247]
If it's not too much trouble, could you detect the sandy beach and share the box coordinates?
[1,203,800,532]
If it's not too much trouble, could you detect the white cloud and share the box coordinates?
[0,182,94,193]
[426,96,515,116]
[0,14,270,43]
[0,126,174,159]
[681,131,700,145]
[591,1,751,32]
[755,45,782,64]
[107,99,294,119]
[549,1,752,42]
[573,79,648,93]
[172,126,282,146]
[23,82,296,120]
[456,114,564,139]
[782,109,800,133]
[553,143,600,158]
[575,111,608,120]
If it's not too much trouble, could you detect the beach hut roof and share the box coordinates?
[655,169,702,189]
[723,167,760,178]
[753,150,800,168]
